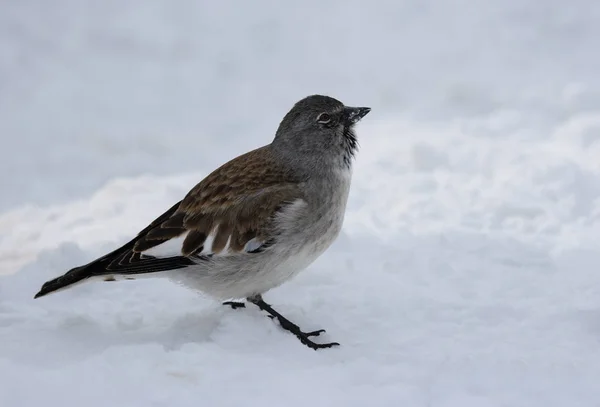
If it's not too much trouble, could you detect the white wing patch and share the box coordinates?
[143,233,189,258]
[141,226,267,258]
[244,237,264,253]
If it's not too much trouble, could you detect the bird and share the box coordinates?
[34,94,371,350]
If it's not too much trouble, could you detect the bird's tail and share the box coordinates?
[34,245,196,299]
[34,260,109,299]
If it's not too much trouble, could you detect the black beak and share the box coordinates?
[343,106,371,125]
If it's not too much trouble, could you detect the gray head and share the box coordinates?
[272,95,371,170]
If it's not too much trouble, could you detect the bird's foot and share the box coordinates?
[275,318,339,350]
[247,294,339,350]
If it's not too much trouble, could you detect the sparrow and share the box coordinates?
[34,94,371,350]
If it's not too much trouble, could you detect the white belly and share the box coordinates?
[246,169,351,295]
[169,168,352,299]
[259,213,344,291]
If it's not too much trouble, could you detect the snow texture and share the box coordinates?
[2,0,600,406]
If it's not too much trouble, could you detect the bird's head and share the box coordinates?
[273,95,371,169]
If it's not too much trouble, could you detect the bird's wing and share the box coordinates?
[34,146,304,298]
[97,146,304,274]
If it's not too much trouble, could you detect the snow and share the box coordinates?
[2,0,600,405]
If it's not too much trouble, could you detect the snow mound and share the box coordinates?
[2,117,600,406]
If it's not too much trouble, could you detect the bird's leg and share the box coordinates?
[223,301,246,309]
[247,294,339,350]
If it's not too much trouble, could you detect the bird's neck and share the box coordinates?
[271,142,352,179]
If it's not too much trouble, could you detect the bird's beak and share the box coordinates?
[343,106,371,125]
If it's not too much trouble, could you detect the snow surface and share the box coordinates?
[2,0,600,406]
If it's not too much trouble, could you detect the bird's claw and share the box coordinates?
[297,333,340,350]
[304,329,326,337]
[223,301,246,310]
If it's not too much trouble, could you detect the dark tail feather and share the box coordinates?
[34,201,193,299]
[35,267,90,298]
[34,252,196,299]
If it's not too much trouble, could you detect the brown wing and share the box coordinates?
[131,145,304,257]
[33,146,304,297]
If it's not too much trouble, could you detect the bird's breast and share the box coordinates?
[291,167,352,253]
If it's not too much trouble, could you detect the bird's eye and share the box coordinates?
[317,113,331,124]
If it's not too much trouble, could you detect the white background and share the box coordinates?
[1,1,600,406]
